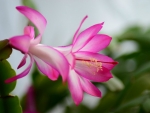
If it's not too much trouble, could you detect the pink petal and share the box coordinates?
[31,34,42,45]
[9,35,31,53]
[79,77,101,97]
[24,26,35,39]
[54,45,75,68]
[5,54,33,83]
[33,55,59,81]
[16,6,47,35]
[65,53,75,69]
[74,52,118,82]
[75,51,118,70]
[68,69,83,105]
[16,6,47,44]
[75,62,112,82]
[54,45,72,55]
[80,34,112,52]
[72,22,104,52]
[73,16,88,43]
[17,54,28,69]
[29,44,69,82]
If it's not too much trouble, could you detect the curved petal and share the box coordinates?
[72,22,104,52]
[79,77,101,97]
[68,69,83,105]
[54,45,72,55]
[80,34,112,52]
[30,34,42,45]
[74,52,118,82]
[5,54,33,83]
[73,16,88,43]
[29,44,69,82]
[66,53,75,69]
[75,62,113,82]
[54,45,75,68]
[75,51,118,70]
[16,6,47,35]
[33,55,59,81]
[9,35,31,53]
[24,26,35,39]
[17,54,28,69]
[16,6,47,44]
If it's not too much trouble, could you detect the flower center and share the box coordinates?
[82,58,103,75]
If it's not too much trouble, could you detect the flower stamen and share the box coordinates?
[82,58,103,75]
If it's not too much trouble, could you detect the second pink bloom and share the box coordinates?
[55,16,118,105]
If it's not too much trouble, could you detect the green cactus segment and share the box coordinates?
[0,96,22,113]
[0,39,9,49]
[0,39,12,60]
[0,60,16,96]
[22,0,37,10]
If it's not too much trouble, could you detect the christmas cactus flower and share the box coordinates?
[55,16,118,105]
[5,6,69,83]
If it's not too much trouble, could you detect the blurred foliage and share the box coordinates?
[21,68,69,113]
[0,40,12,61]
[0,60,16,96]
[0,96,22,113]
[0,40,22,112]
[20,25,150,113]
[32,69,69,113]
[0,60,22,113]
[22,0,36,10]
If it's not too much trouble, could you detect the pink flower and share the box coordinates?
[55,16,118,105]
[23,86,39,113]
[5,6,69,83]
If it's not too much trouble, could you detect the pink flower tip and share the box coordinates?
[5,78,15,84]
[16,6,29,10]
[84,15,88,20]
[102,21,104,24]
[112,61,119,65]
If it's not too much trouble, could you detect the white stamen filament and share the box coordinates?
[82,58,103,75]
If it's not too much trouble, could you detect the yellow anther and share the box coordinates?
[82,58,103,75]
